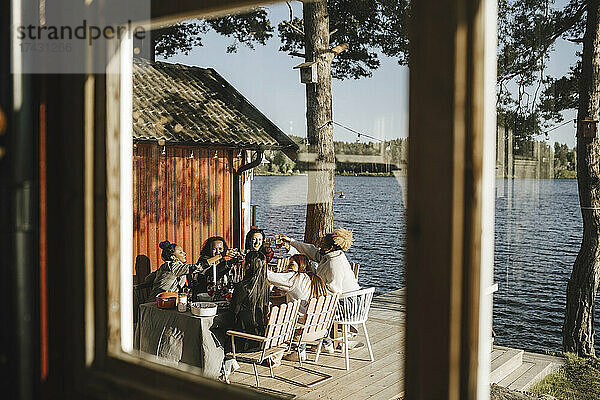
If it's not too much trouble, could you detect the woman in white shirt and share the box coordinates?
[267,254,327,314]
[278,228,359,294]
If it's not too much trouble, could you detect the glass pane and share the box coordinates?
[493,2,587,393]
[126,1,408,396]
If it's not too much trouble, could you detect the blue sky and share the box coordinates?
[159,2,580,148]
[159,2,409,144]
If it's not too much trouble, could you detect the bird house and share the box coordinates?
[580,118,598,139]
[293,61,317,84]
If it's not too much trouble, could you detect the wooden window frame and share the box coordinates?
[8,0,496,398]
[406,0,496,399]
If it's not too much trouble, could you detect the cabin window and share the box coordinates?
[96,0,495,399]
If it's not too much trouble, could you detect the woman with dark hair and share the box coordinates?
[278,228,359,294]
[200,236,229,259]
[267,254,327,315]
[229,251,270,351]
[148,240,200,299]
[188,236,236,297]
[244,228,274,263]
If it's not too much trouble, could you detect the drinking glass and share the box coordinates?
[207,283,215,298]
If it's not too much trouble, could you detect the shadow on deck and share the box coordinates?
[228,287,564,399]
[228,289,406,400]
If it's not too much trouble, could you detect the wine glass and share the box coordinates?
[274,235,283,249]
[207,282,215,298]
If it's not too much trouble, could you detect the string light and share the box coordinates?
[333,121,385,143]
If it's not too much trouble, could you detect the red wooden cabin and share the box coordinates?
[131,58,297,279]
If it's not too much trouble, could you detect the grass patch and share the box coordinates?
[530,353,600,400]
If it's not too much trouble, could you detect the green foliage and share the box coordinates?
[154,2,410,81]
[153,9,273,58]
[554,141,576,178]
[206,10,274,53]
[556,169,577,178]
[277,0,410,80]
[154,22,208,58]
[258,136,407,175]
[540,61,581,123]
[272,150,295,174]
[531,353,600,400]
[497,0,586,144]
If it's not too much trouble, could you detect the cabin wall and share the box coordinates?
[132,143,243,279]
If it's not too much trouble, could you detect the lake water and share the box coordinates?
[252,175,599,354]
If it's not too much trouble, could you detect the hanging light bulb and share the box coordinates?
[213,150,218,159]
[236,150,242,158]
[190,150,194,159]
[161,146,166,156]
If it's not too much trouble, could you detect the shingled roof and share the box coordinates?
[132,58,298,159]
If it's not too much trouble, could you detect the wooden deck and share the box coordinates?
[228,288,564,398]
[228,289,406,400]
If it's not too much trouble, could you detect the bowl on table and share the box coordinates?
[190,302,218,317]
[196,292,212,301]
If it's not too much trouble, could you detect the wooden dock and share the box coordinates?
[228,288,562,399]
[228,289,405,399]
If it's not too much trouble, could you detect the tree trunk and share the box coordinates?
[303,0,335,245]
[563,0,600,357]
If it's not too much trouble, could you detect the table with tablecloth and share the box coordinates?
[134,302,225,378]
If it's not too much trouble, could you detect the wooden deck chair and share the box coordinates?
[276,257,289,272]
[227,300,300,387]
[349,262,360,280]
[133,281,152,325]
[293,293,339,387]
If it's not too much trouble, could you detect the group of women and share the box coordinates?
[148,227,360,360]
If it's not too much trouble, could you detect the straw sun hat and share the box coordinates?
[331,228,354,251]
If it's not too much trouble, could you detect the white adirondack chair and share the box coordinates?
[293,293,339,387]
[226,300,300,387]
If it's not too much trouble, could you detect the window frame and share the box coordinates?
[13,0,498,398]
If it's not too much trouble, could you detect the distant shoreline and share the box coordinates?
[255,171,397,177]
[255,171,578,179]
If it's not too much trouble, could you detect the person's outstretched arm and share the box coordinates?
[278,234,322,262]
[290,240,322,263]
[171,261,197,277]
[267,270,296,292]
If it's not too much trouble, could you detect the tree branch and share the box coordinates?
[330,43,349,55]
[498,2,587,81]
[284,20,304,35]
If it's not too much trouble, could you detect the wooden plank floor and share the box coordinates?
[228,289,406,399]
